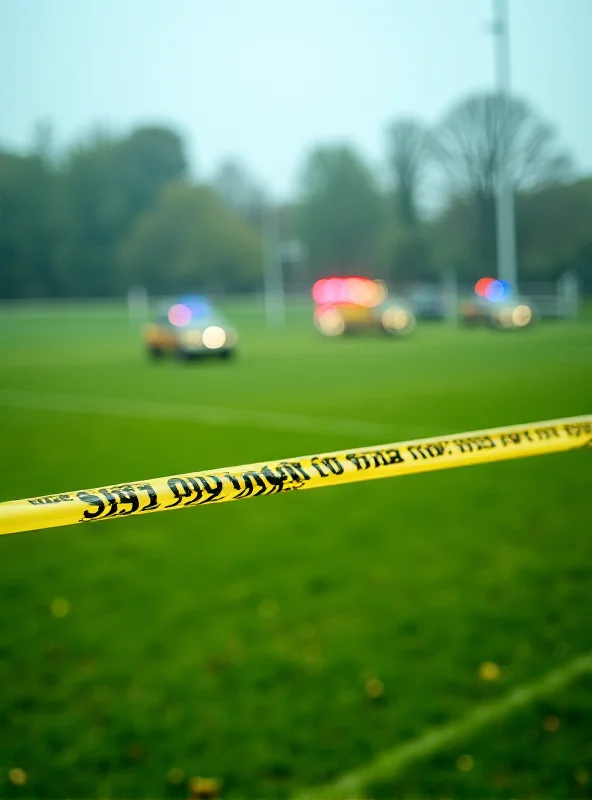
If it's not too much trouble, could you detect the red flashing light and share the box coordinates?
[312,276,385,307]
[475,277,495,297]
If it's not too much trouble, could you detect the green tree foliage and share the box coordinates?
[57,131,126,296]
[375,224,434,285]
[115,127,187,221]
[121,182,263,294]
[1,101,590,300]
[430,196,485,281]
[297,145,384,276]
[431,179,592,285]
[57,126,187,296]
[0,126,264,299]
[0,151,63,298]
[517,179,592,286]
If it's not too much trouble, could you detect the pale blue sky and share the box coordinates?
[1,0,590,198]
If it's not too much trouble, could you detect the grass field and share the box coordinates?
[0,299,590,799]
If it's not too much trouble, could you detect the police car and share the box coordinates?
[460,278,537,330]
[143,296,238,360]
[312,277,416,337]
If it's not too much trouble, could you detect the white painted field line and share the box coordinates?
[295,651,592,800]
[0,388,394,439]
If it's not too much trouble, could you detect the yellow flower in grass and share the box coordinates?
[479,661,501,681]
[50,597,70,618]
[543,715,560,732]
[365,678,384,699]
[9,768,27,786]
[188,776,221,798]
[457,754,474,772]
[167,767,184,784]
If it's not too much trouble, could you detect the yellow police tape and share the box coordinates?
[0,416,590,536]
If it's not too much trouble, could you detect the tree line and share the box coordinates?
[1,91,591,300]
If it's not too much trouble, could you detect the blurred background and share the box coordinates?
[0,0,591,798]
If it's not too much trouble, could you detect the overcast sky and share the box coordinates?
[1,0,590,199]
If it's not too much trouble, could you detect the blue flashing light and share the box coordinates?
[486,280,503,301]
[179,295,211,318]
[485,280,512,302]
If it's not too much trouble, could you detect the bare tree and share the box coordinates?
[433,93,572,274]
[386,119,429,227]
[433,93,572,198]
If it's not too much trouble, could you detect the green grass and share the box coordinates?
[0,299,590,799]
[368,673,592,798]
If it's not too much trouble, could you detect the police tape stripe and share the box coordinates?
[0,415,590,536]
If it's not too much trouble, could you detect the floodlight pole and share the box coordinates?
[263,198,285,328]
[492,0,518,290]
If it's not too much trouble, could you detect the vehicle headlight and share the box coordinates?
[382,306,414,333]
[511,304,532,327]
[316,308,345,336]
[202,326,226,349]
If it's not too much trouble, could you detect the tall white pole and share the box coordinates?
[493,0,518,290]
[263,198,285,328]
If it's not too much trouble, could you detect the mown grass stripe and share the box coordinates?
[295,651,592,799]
[0,388,391,438]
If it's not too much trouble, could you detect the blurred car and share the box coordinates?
[460,278,537,330]
[143,296,238,360]
[408,286,447,320]
[312,276,416,337]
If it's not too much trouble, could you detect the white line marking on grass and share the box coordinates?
[294,651,592,799]
[0,388,393,439]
